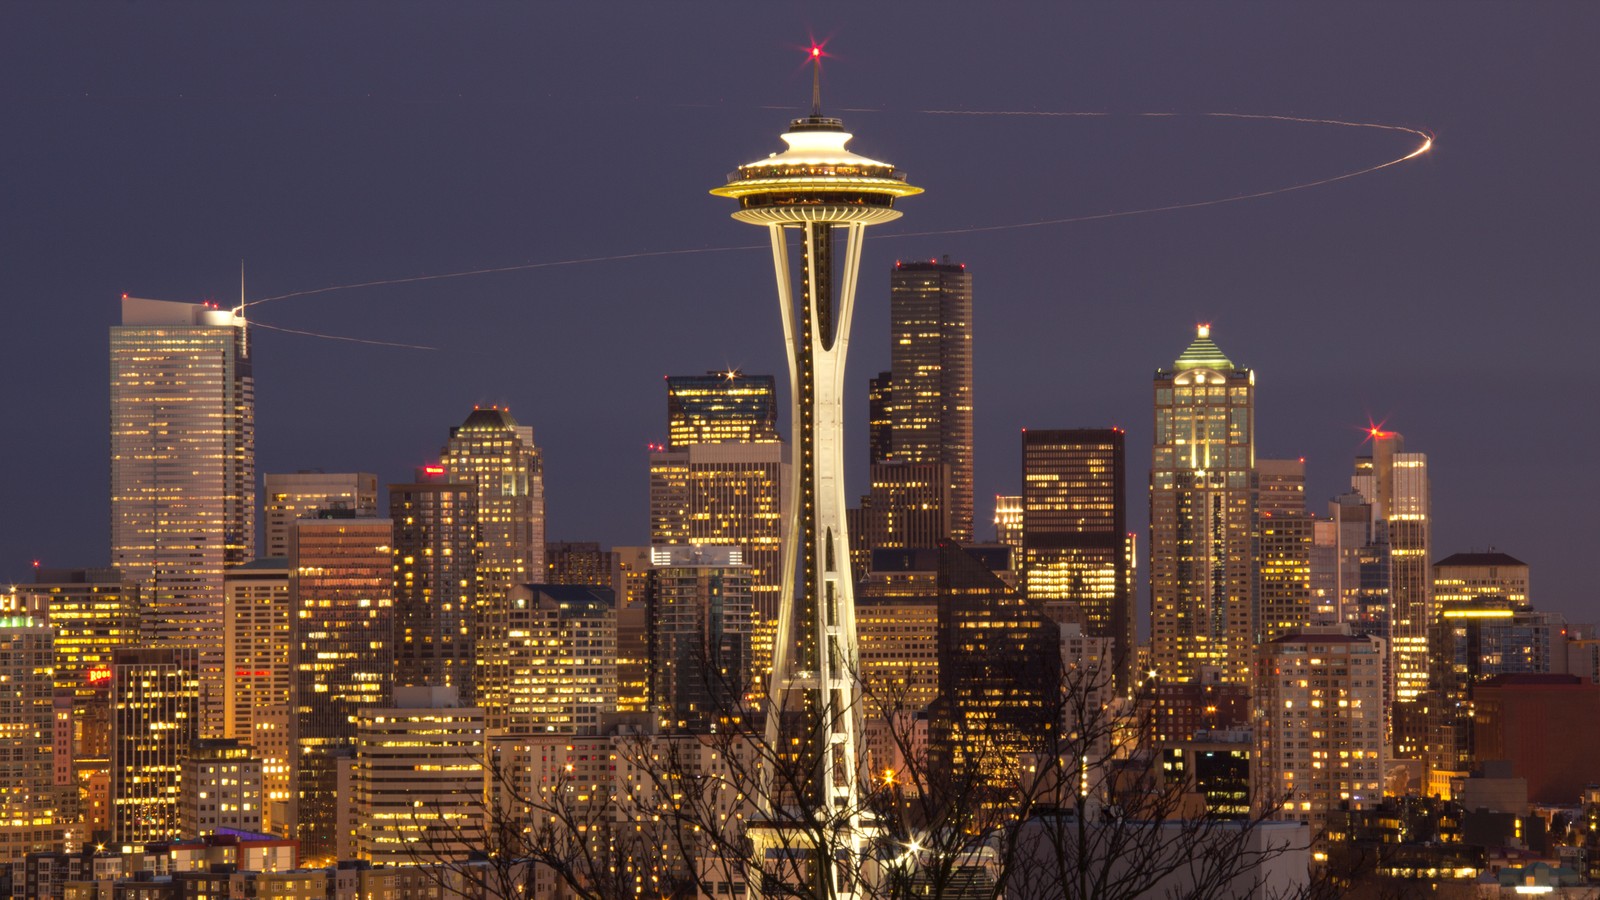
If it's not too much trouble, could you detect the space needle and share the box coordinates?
[712,49,921,898]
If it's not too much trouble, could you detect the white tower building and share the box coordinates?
[711,56,920,899]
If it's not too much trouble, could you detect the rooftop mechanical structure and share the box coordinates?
[712,58,920,899]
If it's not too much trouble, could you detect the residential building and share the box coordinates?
[179,739,263,835]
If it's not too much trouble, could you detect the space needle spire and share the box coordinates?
[712,51,921,899]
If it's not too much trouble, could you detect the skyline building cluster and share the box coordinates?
[3,79,1594,900]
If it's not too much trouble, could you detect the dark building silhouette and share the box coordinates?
[390,467,479,698]
[929,542,1060,788]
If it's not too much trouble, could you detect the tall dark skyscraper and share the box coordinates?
[110,647,199,845]
[110,297,254,735]
[645,545,753,731]
[390,467,479,698]
[868,370,893,464]
[1150,325,1255,687]
[666,370,779,448]
[1021,428,1133,690]
[928,542,1060,788]
[888,258,974,542]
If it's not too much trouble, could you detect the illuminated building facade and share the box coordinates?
[179,738,263,835]
[1256,630,1386,838]
[993,494,1023,560]
[1351,430,1431,753]
[223,559,291,833]
[1150,325,1255,687]
[667,370,779,448]
[110,296,254,738]
[1022,428,1134,691]
[854,595,940,715]
[389,469,480,698]
[354,686,485,866]
[649,441,785,693]
[443,406,544,608]
[888,258,974,543]
[1256,459,1316,644]
[17,569,139,739]
[110,647,200,844]
[1432,551,1529,609]
[848,460,951,580]
[868,371,893,464]
[545,540,620,590]
[646,545,753,730]
[288,513,394,864]
[262,471,378,558]
[928,542,1061,789]
[711,72,920,894]
[490,585,616,735]
[0,618,60,863]
[1425,598,1560,785]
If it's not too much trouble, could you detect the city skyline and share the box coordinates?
[4,6,1596,622]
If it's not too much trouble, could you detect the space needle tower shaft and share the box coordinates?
[711,53,920,899]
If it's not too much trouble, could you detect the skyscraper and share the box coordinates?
[1255,458,1316,644]
[1150,325,1255,687]
[666,370,779,447]
[111,296,253,735]
[847,460,951,579]
[389,467,480,697]
[442,406,545,603]
[289,512,394,864]
[223,558,292,833]
[711,65,920,896]
[649,441,785,690]
[0,617,60,863]
[487,584,616,735]
[262,471,378,558]
[645,545,753,730]
[110,647,200,844]
[1021,428,1134,690]
[888,257,974,542]
[1351,428,1431,754]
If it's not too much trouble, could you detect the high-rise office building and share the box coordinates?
[1022,429,1134,690]
[487,585,616,735]
[110,647,200,844]
[0,617,60,863]
[17,569,139,731]
[1256,629,1386,839]
[390,468,480,698]
[1432,551,1529,608]
[443,405,545,604]
[1351,429,1430,754]
[888,258,974,542]
[353,686,485,866]
[289,513,394,864]
[546,541,620,590]
[649,441,785,687]
[111,296,254,736]
[223,559,292,833]
[1150,325,1255,687]
[262,471,378,558]
[868,371,893,464]
[666,370,779,448]
[928,542,1061,788]
[848,460,951,579]
[646,545,753,730]
[1255,458,1316,644]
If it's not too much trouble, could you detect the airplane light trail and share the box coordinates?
[239,109,1432,345]
[247,319,439,351]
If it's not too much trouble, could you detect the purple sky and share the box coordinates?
[3,4,1596,620]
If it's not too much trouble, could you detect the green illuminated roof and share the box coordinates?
[1174,324,1235,372]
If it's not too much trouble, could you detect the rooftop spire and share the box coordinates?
[810,46,823,116]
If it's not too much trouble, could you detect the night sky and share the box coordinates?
[4,5,1596,620]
